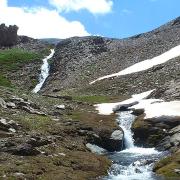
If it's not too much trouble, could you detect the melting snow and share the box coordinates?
[90,45,180,84]
[95,90,154,115]
[131,100,180,119]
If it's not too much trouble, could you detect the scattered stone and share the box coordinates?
[55,104,65,110]
[7,143,41,156]
[8,128,16,133]
[0,97,7,108]
[6,102,16,109]
[21,106,46,116]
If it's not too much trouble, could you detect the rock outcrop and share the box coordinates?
[0,24,18,47]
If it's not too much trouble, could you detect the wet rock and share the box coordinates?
[132,115,180,150]
[131,108,144,116]
[86,143,106,154]
[111,130,124,140]
[132,115,167,147]
[113,101,138,112]
[87,128,124,152]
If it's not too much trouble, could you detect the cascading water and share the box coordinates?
[104,111,165,180]
[33,49,55,93]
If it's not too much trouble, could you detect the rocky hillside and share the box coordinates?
[0,24,53,91]
[41,17,180,96]
[0,18,180,179]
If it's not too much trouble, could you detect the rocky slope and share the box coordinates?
[0,86,124,179]
[41,17,180,96]
[0,32,52,91]
[39,17,180,179]
[0,17,180,179]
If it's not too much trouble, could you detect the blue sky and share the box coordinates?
[1,0,179,39]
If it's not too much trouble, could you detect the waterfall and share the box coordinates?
[105,111,163,180]
[33,49,55,93]
[116,111,135,149]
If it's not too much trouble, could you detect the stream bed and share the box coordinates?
[104,111,167,180]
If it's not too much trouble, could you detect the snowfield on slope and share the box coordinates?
[90,45,180,84]
[94,90,154,115]
[95,89,180,119]
[131,100,180,119]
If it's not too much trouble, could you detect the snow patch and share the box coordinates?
[90,45,180,84]
[95,90,154,115]
[131,100,180,118]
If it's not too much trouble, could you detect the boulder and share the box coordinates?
[87,128,124,152]
[0,118,19,133]
[113,101,138,112]
[132,115,180,149]
[132,115,167,147]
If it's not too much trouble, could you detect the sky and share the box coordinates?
[0,0,179,39]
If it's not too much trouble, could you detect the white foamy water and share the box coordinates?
[105,111,162,180]
[33,49,55,93]
[90,44,180,84]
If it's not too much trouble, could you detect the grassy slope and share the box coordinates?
[0,48,43,87]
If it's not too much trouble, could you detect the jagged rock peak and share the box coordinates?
[0,23,18,47]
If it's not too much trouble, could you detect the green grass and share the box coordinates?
[0,74,12,87]
[18,114,52,132]
[73,95,127,104]
[73,95,110,103]
[0,48,42,72]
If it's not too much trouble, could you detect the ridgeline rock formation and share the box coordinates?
[0,24,18,47]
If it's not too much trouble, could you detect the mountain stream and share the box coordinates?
[104,111,166,180]
[33,49,55,93]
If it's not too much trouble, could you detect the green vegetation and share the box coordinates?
[73,95,125,104]
[0,74,12,87]
[18,114,52,132]
[0,48,42,72]
[73,95,110,103]
[154,151,180,178]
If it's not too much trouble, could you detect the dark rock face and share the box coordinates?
[87,128,124,152]
[0,24,18,47]
[132,115,180,151]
